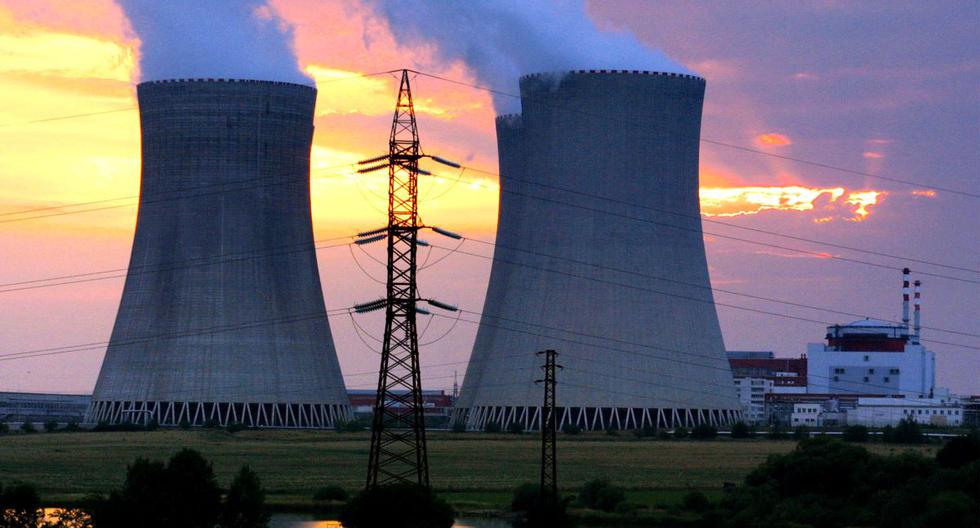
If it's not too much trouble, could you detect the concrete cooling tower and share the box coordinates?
[86,79,351,428]
[455,70,741,431]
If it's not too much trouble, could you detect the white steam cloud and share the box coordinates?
[118,1,312,85]
[369,0,692,113]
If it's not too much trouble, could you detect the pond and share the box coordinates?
[269,514,514,528]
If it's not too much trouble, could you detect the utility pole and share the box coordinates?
[536,349,561,498]
[366,69,429,488]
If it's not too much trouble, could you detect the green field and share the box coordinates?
[0,430,936,512]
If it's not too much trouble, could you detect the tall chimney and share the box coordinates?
[913,279,922,344]
[902,267,911,336]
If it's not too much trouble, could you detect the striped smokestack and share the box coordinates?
[913,280,922,344]
[902,267,911,336]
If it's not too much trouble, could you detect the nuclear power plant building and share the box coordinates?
[86,79,351,428]
[455,70,741,431]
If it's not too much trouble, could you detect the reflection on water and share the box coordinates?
[269,514,514,528]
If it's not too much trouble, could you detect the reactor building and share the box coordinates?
[454,70,742,431]
[86,79,351,428]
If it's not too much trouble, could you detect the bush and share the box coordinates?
[887,417,925,444]
[0,422,8,434]
[450,421,467,433]
[65,421,81,432]
[44,420,59,433]
[578,479,626,512]
[793,425,810,440]
[204,419,221,429]
[672,427,689,439]
[690,423,718,440]
[605,428,619,437]
[334,419,369,433]
[0,481,43,527]
[561,423,582,435]
[484,421,502,433]
[226,422,247,434]
[179,418,192,430]
[220,465,270,528]
[313,485,349,502]
[633,425,657,438]
[20,420,36,434]
[339,483,454,528]
[936,434,980,469]
[730,421,753,439]
[507,421,525,435]
[511,485,572,528]
[768,422,788,439]
[842,425,869,442]
[681,491,710,512]
[144,419,159,431]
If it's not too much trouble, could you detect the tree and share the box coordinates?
[681,491,710,512]
[220,465,270,528]
[507,421,525,434]
[0,481,43,527]
[578,479,625,512]
[511,484,572,528]
[312,485,348,502]
[690,423,718,440]
[730,421,753,439]
[43,421,59,433]
[20,421,36,434]
[887,417,925,444]
[936,434,980,469]
[842,425,869,443]
[484,421,502,433]
[340,483,454,528]
[672,427,689,439]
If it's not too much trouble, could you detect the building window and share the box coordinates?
[863,377,869,382]
[834,368,845,374]
[833,376,839,382]
[868,368,875,374]
[863,355,870,362]
[890,368,900,375]
[883,377,890,383]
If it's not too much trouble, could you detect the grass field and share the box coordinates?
[0,430,936,511]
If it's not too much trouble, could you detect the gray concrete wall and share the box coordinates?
[457,71,740,420]
[90,80,349,414]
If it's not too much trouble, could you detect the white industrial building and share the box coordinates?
[807,271,935,398]
[850,397,964,427]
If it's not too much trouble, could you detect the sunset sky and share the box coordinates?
[0,1,977,395]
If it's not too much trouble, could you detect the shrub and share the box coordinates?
[335,419,369,433]
[179,418,192,430]
[561,423,582,435]
[65,421,80,432]
[203,419,221,429]
[450,421,467,433]
[340,483,454,528]
[0,481,43,527]
[793,425,810,440]
[313,485,349,502]
[510,483,539,512]
[842,425,869,443]
[681,491,710,512]
[768,422,788,439]
[20,420,36,434]
[633,425,657,438]
[144,419,159,431]
[0,422,8,434]
[226,422,247,434]
[690,423,718,440]
[484,421,502,433]
[889,417,925,444]
[578,478,626,512]
[673,427,689,439]
[605,428,619,437]
[730,421,753,439]
[220,465,270,528]
[44,420,59,433]
[936,434,980,469]
[511,484,572,527]
[507,421,525,435]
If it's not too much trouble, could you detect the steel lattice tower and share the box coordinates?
[366,70,429,488]
[537,349,560,497]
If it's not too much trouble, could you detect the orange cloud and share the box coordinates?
[844,191,882,220]
[912,190,937,198]
[755,133,792,147]
[699,186,885,222]
[862,151,884,159]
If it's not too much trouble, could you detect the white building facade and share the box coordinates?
[807,320,935,398]
[849,397,963,427]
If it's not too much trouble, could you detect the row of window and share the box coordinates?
[902,408,960,416]
[833,367,901,375]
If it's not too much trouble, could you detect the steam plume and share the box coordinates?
[369,0,692,113]
[118,1,311,85]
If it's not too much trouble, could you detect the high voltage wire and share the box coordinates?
[409,69,979,199]
[456,164,976,275]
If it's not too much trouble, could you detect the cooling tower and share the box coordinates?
[86,79,351,428]
[455,70,741,431]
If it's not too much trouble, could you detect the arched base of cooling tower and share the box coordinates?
[84,400,353,429]
[455,405,743,432]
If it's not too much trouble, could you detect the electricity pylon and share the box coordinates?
[536,349,561,498]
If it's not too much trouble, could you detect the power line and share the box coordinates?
[410,69,978,199]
